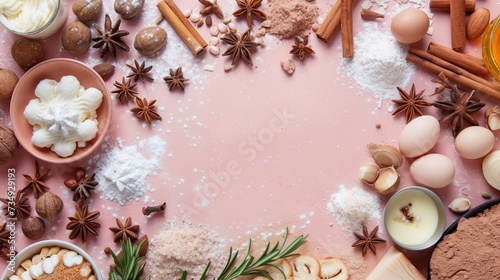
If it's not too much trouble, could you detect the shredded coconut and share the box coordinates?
[94,135,166,205]
[327,185,382,233]
[149,220,226,279]
[341,22,415,100]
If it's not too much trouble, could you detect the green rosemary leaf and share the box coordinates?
[199,261,211,280]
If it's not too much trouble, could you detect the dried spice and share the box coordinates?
[109,216,140,243]
[21,160,50,199]
[112,77,139,102]
[391,84,431,123]
[142,202,166,216]
[66,204,100,243]
[64,167,98,201]
[126,59,154,83]
[432,74,485,137]
[199,0,224,19]
[0,222,8,244]
[399,203,415,222]
[233,0,266,27]
[92,14,130,58]
[0,190,30,220]
[130,97,162,125]
[289,36,315,60]
[221,29,260,66]
[352,225,386,256]
[163,67,189,91]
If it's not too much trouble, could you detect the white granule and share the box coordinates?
[94,135,166,205]
[327,185,382,233]
[149,220,227,279]
[341,22,415,100]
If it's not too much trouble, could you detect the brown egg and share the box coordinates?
[390,8,429,44]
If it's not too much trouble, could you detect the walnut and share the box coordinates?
[35,192,64,222]
[0,67,18,100]
[11,38,44,71]
[72,0,102,23]
[115,0,144,19]
[0,124,18,165]
[62,20,91,54]
[134,26,167,56]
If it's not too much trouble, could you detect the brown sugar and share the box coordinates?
[429,203,500,279]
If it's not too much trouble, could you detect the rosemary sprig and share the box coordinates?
[183,228,308,280]
[109,238,150,280]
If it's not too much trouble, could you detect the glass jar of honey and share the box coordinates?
[483,15,500,81]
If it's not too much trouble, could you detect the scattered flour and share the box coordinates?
[341,22,415,100]
[327,185,382,233]
[94,135,166,205]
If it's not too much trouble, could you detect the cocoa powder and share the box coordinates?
[429,203,500,279]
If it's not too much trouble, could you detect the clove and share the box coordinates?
[142,202,166,216]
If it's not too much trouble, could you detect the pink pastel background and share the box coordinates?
[1,0,500,279]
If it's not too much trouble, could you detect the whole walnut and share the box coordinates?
[134,26,167,56]
[0,68,19,100]
[11,38,43,71]
[115,0,144,19]
[62,20,91,54]
[0,124,18,165]
[73,0,102,23]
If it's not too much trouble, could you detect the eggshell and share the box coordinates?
[410,153,455,188]
[391,8,430,44]
[455,126,496,159]
[399,115,440,158]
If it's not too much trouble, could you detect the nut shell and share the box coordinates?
[62,20,91,54]
[134,26,167,56]
[0,124,18,165]
[72,0,102,22]
[114,0,144,19]
[22,217,46,240]
[11,38,44,71]
[35,192,64,222]
[0,68,19,100]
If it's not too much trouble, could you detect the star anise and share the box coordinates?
[21,160,50,199]
[112,77,139,102]
[130,97,162,125]
[126,59,154,83]
[66,204,100,243]
[391,84,431,123]
[0,222,8,245]
[109,217,140,243]
[352,225,386,256]
[92,14,130,58]
[233,0,266,27]
[163,67,189,91]
[199,0,224,18]
[432,87,485,137]
[290,36,315,60]
[64,167,98,202]
[221,29,260,66]
[0,191,31,220]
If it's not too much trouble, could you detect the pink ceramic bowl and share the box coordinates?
[10,58,112,164]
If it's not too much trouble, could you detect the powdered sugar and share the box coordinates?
[93,135,166,205]
[327,185,382,233]
[341,22,415,100]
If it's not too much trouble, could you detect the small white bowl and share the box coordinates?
[1,240,103,279]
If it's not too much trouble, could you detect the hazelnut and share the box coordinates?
[72,0,102,23]
[114,0,144,19]
[11,38,44,71]
[22,217,46,240]
[0,124,18,165]
[35,192,64,222]
[134,26,167,56]
[62,20,91,54]
[0,68,18,100]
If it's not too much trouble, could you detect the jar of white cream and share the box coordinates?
[0,0,67,39]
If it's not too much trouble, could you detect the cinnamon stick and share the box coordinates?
[157,0,207,55]
[407,48,500,100]
[427,42,489,76]
[316,0,358,43]
[341,0,354,58]
[449,0,466,51]
[429,0,475,13]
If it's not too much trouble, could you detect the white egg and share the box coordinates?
[399,115,440,158]
[455,126,496,159]
[410,153,455,188]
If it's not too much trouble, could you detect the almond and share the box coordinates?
[466,7,490,41]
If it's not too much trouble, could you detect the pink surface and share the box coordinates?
[1,0,500,279]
